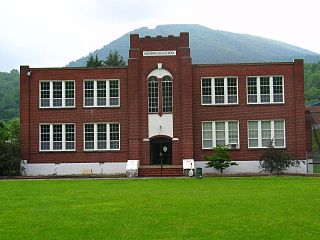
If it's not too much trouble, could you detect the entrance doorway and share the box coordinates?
[150,137,172,165]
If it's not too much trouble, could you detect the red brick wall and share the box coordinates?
[192,60,306,161]
[20,67,129,163]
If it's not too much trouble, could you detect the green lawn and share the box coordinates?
[0,177,319,240]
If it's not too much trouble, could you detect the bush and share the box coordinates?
[205,145,238,173]
[0,141,22,176]
[260,142,301,174]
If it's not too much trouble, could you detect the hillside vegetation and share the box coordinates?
[0,70,19,120]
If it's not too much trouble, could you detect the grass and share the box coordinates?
[0,177,319,240]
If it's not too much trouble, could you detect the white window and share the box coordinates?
[247,76,284,104]
[148,76,159,113]
[84,80,119,107]
[201,77,238,105]
[162,75,173,113]
[248,120,285,148]
[148,75,173,113]
[84,123,120,150]
[40,81,75,108]
[39,124,75,151]
[202,121,239,149]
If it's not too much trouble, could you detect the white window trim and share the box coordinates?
[39,123,76,152]
[83,79,120,108]
[201,77,239,106]
[246,76,285,104]
[202,121,240,149]
[39,80,75,108]
[83,122,120,151]
[247,120,286,148]
[161,76,174,113]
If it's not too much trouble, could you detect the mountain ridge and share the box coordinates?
[67,24,320,67]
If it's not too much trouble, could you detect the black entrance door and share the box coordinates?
[150,137,172,165]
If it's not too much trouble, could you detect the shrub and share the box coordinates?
[0,141,22,176]
[260,142,301,174]
[205,145,238,173]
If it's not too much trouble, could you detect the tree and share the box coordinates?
[86,54,102,67]
[205,145,238,174]
[259,142,301,174]
[104,50,126,67]
[0,118,21,176]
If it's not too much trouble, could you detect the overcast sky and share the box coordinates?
[1,0,319,72]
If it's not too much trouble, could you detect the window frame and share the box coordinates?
[201,77,239,106]
[39,123,76,152]
[162,75,173,113]
[247,120,286,148]
[83,79,120,108]
[39,80,76,108]
[147,76,159,113]
[246,76,285,104]
[83,122,120,151]
[202,121,240,149]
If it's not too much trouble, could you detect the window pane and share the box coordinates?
[97,124,107,150]
[247,77,257,103]
[227,78,237,103]
[228,122,238,145]
[202,78,212,104]
[273,77,283,103]
[203,122,212,131]
[110,124,120,149]
[84,124,94,150]
[162,76,173,113]
[215,122,225,146]
[202,122,212,148]
[40,125,50,150]
[249,139,258,147]
[65,124,75,150]
[203,140,212,149]
[260,77,270,103]
[214,78,224,104]
[85,81,94,106]
[65,81,75,106]
[109,80,119,106]
[53,125,62,150]
[148,76,158,113]
[248,121,259,148]
[97,81,107,106]
[53,82,62,107]
[40,82,50,107]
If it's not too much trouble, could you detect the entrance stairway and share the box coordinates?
[138,165,183,177]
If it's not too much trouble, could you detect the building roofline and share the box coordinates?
[192,60,300,67]
[26,66,128,71]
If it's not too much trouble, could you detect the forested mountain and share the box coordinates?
[67,24,320,67]
[0,70,19,120]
